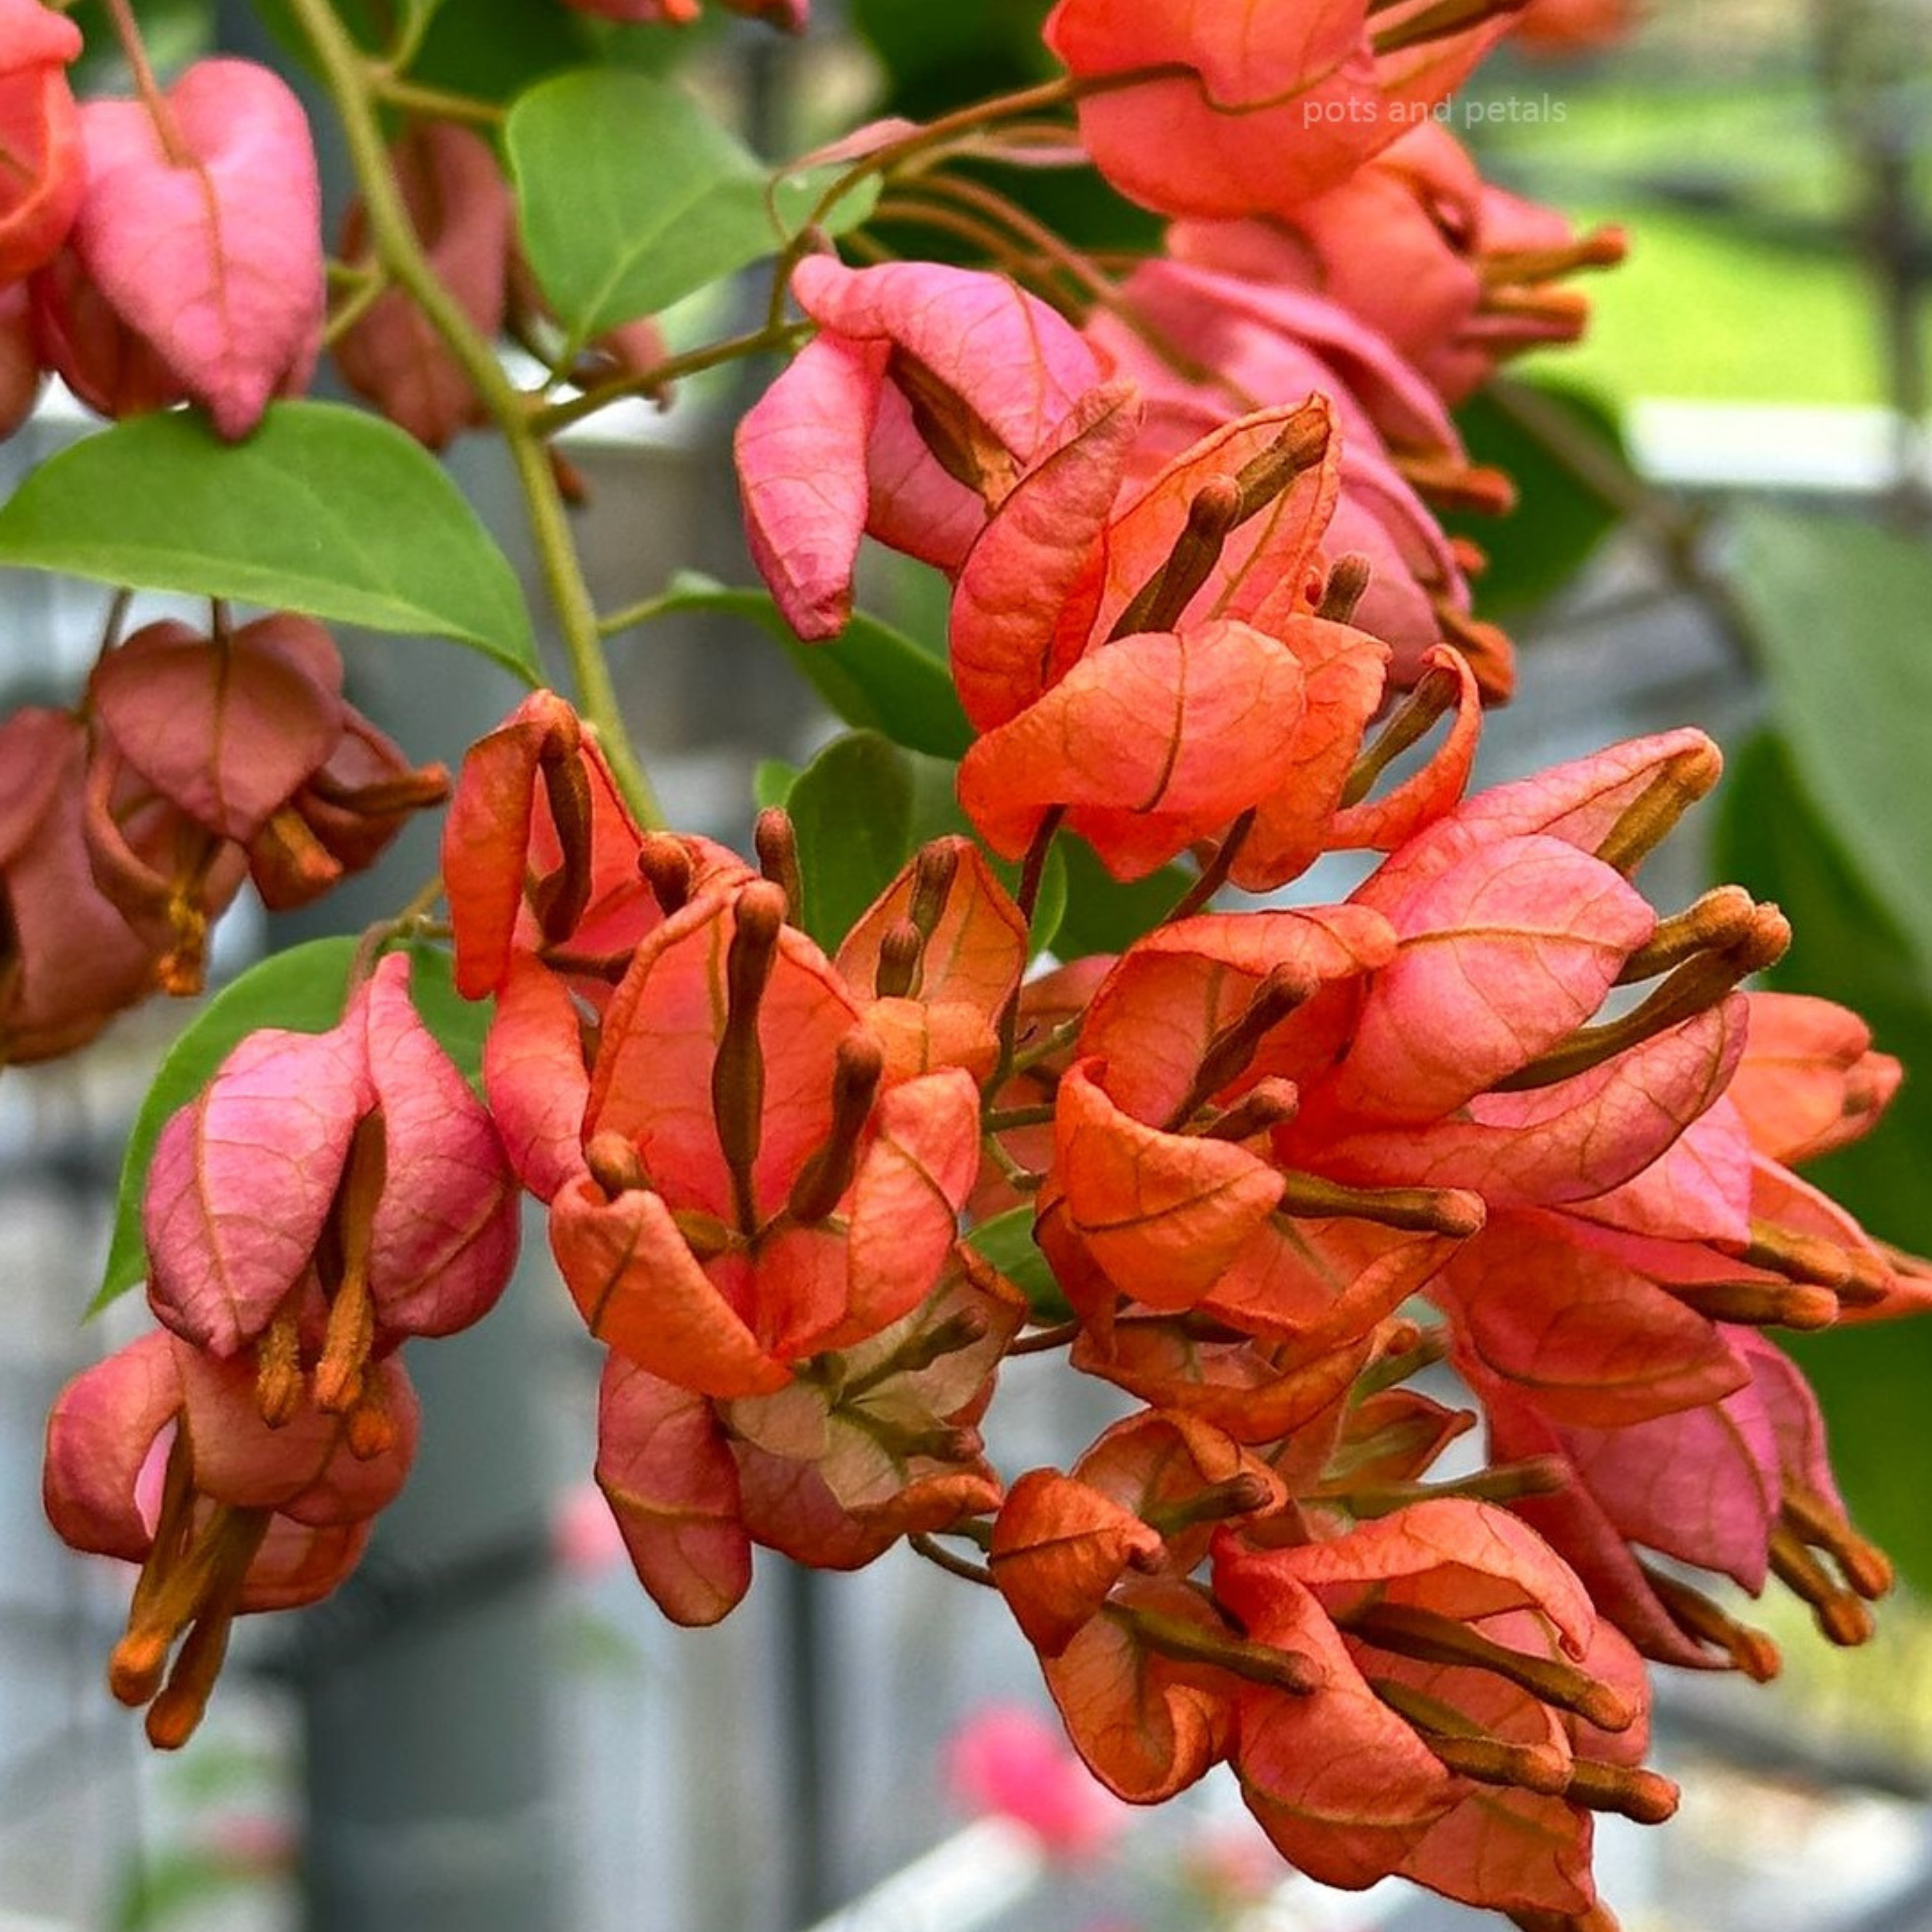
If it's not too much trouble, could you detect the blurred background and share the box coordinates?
[5,1,1932,1927]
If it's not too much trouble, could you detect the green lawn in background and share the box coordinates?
[1529,206,1905,405]
[1476,76,1929,405]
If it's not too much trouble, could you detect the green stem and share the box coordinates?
[598,593,678,639]
[283,0,664,829]
[529,321,810,438]
[761,63,1191,334]
[103,0,191,165]
[323,268,390,349]
[372,74,505,127]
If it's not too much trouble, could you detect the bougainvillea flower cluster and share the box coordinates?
[1,607,444,1062]
[22,1,1920,1927]
[45,952,518,1743]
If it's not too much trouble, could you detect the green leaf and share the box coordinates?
[754,758,801,811]
[1729,506,1932,967]
[93,938,485,1313]
[966,1206,1068,1324]
[507,71,875,342]
[785,732,918,951]
[1053,837,1188,959]
[0,404,538,679]
[1446,378,1627,619]
[1714,728,1932,1591]
[659,572,971,759]
[246,0,592,100]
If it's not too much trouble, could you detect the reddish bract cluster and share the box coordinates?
[1041,0,1522,220]
[43,952,520,1745]
[720,7,1923,1920]
[21,7,1926,1929]
[1,610,447,1063]
[441,693,1032,1618]
[0,17,325,442]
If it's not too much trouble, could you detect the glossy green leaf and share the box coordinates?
[1729,506,1932,967]
[754,758,801,811]
[1447,377,1627,619]
[507,71,875,342]
[0,405,538,679]
[1714,728,1932,1590]
[967,1206,1068,1324]
[246,0,591,100]
[785,731,918,951]
[659,572,971,759]
[782,729,1062,957]
[1053,837,1188,959]
[93,939,486,1313]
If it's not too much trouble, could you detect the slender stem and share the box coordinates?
[323,269,391,349]
[528,321,810,438]
[510,432,665,824]
[918,173,1121,312]
[1007,1321,1080,1357]
[285,0,665,829]
[980,1135,1044,1194]
[872,195,1037,282]
[94,587,135,667]
[598,593,678,639]
[1010,1013,1081,1076]
[1166,810,1253,923]
[984,814,1064,1103]
[370,75,505,128]
[909,1532,996,1589]
[761,64,1192,334]
[349,872,448,987]
[102,0,191,165]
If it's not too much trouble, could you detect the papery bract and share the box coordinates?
[1174,127,1625,406]
[556,883,981,1393]
[90,617,345,845]
[444,689,748,1003]
[1729,992,1903,1167]
[1323,833,1656,1124]
[0,707,162,1063]
[29,239,186,421]
[73,60,323,438]
[0,0,84,282]
[0,282,38,437]
[737,256,1100,637]
[958,619,1311,879]
[1042,0,1515,220]
[144,951,519,1361]
[595,1355,752,1627]
[43,1330,411,1745]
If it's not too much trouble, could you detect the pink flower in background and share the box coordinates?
[552,1479,628,1578]
[946,1703,1130,1858]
